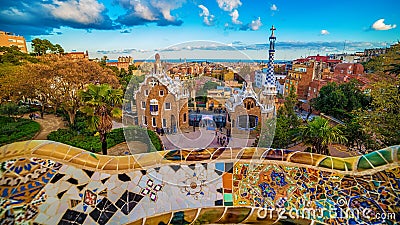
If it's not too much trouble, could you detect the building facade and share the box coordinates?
[334,63,364,77]
[135,55,189,132]
[106,56,134,71]
[0,31,27,53]
[65,51,89,60]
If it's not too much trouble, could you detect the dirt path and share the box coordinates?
[25,114,66,140]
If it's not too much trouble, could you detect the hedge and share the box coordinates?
[48,126,163,153]
[0,116,40,146]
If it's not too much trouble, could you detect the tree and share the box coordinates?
[31,38,64,56]
[29,55,120,125]
[312,80,370,120]
[295,117,347,155]
[271,88,301,148]
[0,64,34,101]
[357,79,400,148]
[79,84,123,155]
[0,46,38,65]
[363,42,400,75]
[0,102,29,121]
[341,118,373,154]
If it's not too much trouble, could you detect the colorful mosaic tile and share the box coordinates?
[0,140,399,224]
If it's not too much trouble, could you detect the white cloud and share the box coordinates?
[217,0,242,11]
[249,17,262,31]
[320,29,329,35]
[199,5,209,17]
[150,0,185,22]
[198,4,214,26]
[115,0,184,26]
[230,9,241,24]
[372,19,397,30]
[270,4,278,11]
[132,1,156,21]
[44,0,106,25]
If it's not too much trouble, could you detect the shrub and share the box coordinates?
[47,126,163,153]
[0,116,40,145]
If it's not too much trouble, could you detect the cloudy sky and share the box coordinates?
[1,0,399,60]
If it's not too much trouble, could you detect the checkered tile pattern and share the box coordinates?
[265,49,276,86]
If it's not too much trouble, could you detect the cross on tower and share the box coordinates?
[270,25,276,37]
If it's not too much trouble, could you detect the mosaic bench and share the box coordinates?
[0,140,399,224]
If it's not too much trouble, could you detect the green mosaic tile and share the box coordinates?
[363,152,388,167]
[377,149,393,163]
[319,157,351,171]
[358,155,374,170]
[224,193,233,202]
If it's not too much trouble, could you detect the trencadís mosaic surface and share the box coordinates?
[0,141,399,224]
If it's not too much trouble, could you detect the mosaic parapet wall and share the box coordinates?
[0,141,399,224]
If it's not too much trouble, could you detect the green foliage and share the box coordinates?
[0,46,38,65]
[357,79,400,149]
[31,38,64,56]
[311,80,370,120]
[294,117,347,155]
[0,102,30,120]
[272,88,301,148]
[48,129,103,152]
[363,43,400,75]
[123,74,145,98]
[147,129,163,151]
[197,81,219,96]
[0,116,40,145]
[123,126,163,152]
[79,84,124,154]
[341,118,373,154]
[48,126,163,153]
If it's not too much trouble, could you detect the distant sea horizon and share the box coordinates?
[107,59,291,64]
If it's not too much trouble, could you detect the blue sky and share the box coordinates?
[1,0,399,60]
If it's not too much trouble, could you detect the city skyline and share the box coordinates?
[1,0,399,60]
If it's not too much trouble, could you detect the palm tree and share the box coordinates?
[295,117,347,155]
[79,84,123,155]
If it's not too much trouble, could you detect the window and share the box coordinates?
[145,90,149,96]
[152,117,156,127]
[143,116,147,125]
[237,115,258,130]
[183,113,187,122]
[141,101,146,109]
[150,99,159,115]
[165,102,171,110]
[162,119,167,128]
[159,90,164,96]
